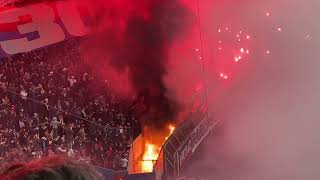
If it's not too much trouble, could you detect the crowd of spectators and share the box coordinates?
[0,38,141,170]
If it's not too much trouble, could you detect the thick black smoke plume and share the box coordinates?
[79,0,194,128]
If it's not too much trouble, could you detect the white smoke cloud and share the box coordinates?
[183,0,320,179]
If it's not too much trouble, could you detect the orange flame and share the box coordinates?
[141,124,175,173]
[166,125,175,140]
[141,143,159,173]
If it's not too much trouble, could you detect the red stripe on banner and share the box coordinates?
[0,14,32,32]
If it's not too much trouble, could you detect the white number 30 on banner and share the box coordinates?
[0,2,88,55]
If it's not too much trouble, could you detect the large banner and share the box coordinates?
[174,114,216,176]
[0,1,88,56]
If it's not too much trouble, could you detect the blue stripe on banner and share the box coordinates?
[0,32,20,41]
[26,31,40,41]
[0,31,40,41]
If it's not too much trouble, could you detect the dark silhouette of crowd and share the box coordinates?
[1,156,102,180]
[0,38,141,171]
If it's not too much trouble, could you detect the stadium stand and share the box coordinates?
[0,38,141,171]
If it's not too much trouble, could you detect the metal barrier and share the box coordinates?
[95,166,155,180]
[161,110,218,179]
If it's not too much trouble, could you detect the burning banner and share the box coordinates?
[128,124,175,174]
[141,125,175,173]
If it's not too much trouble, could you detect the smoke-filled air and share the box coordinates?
[183,0,320,179]
[71,0,199,130]
[72,0,320,179]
